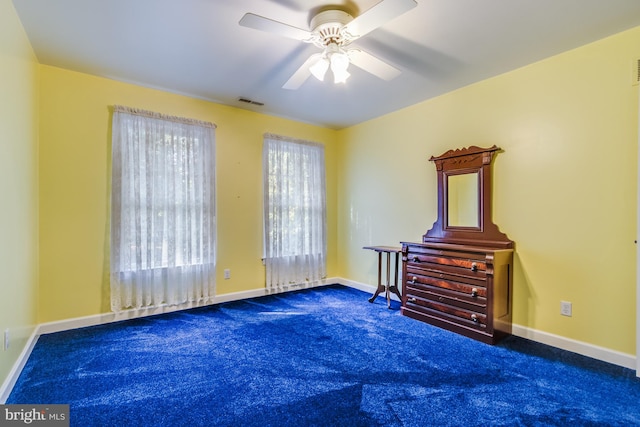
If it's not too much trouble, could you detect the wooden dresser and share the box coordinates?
[401,146,514,344]
[401,241,513,344]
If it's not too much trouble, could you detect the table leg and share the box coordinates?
[388,251,402,301]
[368,251,385,303]
[385,251,391,308]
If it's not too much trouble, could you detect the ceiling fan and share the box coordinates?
[239,0,418,89]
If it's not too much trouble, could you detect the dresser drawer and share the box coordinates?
[406,264,486,288]
[404,292,488,328]
[405,247,487,280]
[405,270,487,304]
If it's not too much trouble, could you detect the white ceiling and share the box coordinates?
[13,0,640,129]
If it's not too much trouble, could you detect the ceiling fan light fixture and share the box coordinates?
[333,68,350,84]
[329,49,350,84]
[330,51,349,70]
[310,57,329,81]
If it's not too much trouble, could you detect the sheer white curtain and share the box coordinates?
[263,134,327,292]
[110,106,216,311]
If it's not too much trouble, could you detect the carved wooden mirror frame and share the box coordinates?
[423,145,513,249]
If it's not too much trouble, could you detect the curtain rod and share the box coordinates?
[112,105,216,129]
[264,133,323,148]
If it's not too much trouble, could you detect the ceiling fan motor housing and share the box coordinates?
[310,10,354,48]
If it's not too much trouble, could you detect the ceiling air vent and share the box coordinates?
[633,57,640,86]
[238,97,264,106]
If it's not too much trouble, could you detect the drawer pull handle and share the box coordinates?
[471,314,478,323]
[412,255,419,262]
[471,262,478,272]
[408,297,417,303]
[471,288,478,297]
[409,276,418,284]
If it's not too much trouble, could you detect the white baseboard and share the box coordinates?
[511,324,636,371]
[0,328,39,404]
[31,279,343,337]
[1,278,636,401]
[339,278,376,294]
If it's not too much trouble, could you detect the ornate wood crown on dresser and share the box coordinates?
[401,145,514,345]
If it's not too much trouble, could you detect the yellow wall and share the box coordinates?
[0,0,39,385]
[338,26,639,355]
[38,66,338,323]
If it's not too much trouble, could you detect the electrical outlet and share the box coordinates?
[4,328,9,351]
[560,301,572,317]
[224,269,231,280]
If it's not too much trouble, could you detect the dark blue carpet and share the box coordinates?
[7,284,640,426]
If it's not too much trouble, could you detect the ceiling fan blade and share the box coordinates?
[282,53,322,90]
[239,13,312,41]
[343,0,417,39]
[348,49,401,81]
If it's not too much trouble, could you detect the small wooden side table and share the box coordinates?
[363,245,402,308]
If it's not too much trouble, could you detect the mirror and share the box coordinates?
[447,172,479,228]
[423,145,513,248]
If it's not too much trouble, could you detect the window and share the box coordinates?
[110,106,216,311]
[263,134,327,292]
